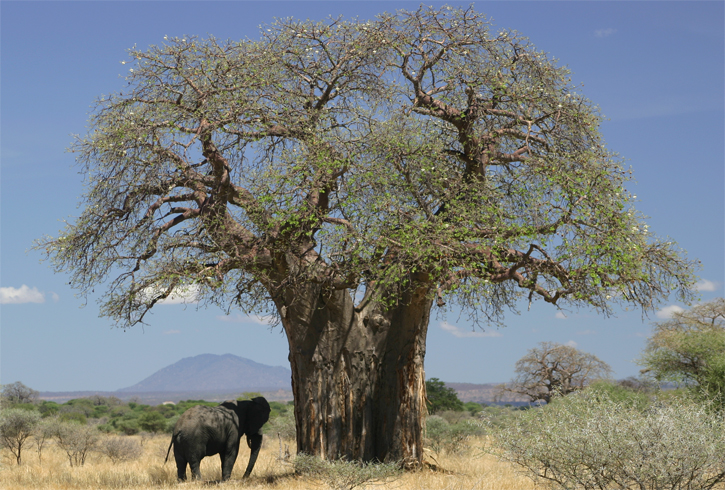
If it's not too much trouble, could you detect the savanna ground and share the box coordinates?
[0,433,539,490]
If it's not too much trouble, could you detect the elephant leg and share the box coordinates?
[189,457,203,481]
[173,450,188,481]
[220,449,238,481]
[243,433,263,478]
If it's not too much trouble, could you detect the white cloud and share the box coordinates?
[555,311,567,320]
[439,322,502,338]
[695,279,719,292]
[142,284,200,305]
[595,28,616,38]
[51,292,60,302]
[656,305,684,319]
[216,314,275,325]
[0,285,46,304]
[163,329,180,335]
[565,340,578,348]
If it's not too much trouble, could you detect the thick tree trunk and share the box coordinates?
[275,281,433,466]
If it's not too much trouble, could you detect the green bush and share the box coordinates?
[426,378,463,414]
[463,401,484,416]
[266,409,296,441]
[489,392,725,490]
[114,417,140,435]
[59,411,87,425]
[583,379,652,410]
[425,414,484,455]
[38,401,60,417]
[137,411,167,433]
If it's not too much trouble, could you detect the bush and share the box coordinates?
[52,420,101,467]
[425,414,484,455]
[489,391,725,490]
[266,409,296,441]
[33,417,57,463]
[98,435,142,463]
[294,453,401,490]
[137,411,167,433]
[585,379,652,410]
[114,417,140,435]
[0,408,41,464]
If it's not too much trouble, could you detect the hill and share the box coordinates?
[446,382,529,404]
[117,353,291,393]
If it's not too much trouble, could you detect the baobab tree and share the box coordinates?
[38,7,696,466]
[499,342,613,403]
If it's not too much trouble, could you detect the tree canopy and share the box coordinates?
[425,378,464,413]
[39,6,695,327]
[500,341,613,403]
[639,298,725,407]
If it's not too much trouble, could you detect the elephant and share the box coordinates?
[164,396,271,481]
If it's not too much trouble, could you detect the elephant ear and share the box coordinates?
[247,397,271,435]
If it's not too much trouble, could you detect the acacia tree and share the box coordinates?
[499,341,613,403]
[639,298,725,406]
[38,7,695,465]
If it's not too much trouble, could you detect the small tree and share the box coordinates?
[639,298,725,407]
[0,382,39,407]
[499,342,612,403]
[0,409,41,465]
[425,378,463,414]
[53,421,100,467]
[33,417,57,463]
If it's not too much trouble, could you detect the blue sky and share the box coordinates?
[1,1,723,392]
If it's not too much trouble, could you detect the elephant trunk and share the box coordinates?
[243,432,263,478]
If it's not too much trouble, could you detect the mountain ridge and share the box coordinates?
[117,353,291,392]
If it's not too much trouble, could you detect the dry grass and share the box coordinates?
[0,434,541,490]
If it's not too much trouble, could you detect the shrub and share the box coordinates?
[585,379,652,410]
[266,409,296,441]
[0,408,41,464]
[98,435,142,463]
[425,414,484,455]
[294,453,401,490]
[114,417,140,435]
[137,411,167,433]
[489,391,725,490]
[38,401,60,417]
[52,420,101,467]
[33,417,57,463]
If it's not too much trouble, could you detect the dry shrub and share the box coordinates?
[52,420,100,467]
[98,435,142,463]
[294,453,402,490]
[490,392,725,490]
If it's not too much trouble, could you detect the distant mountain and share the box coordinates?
[118,354,291,393]
[445,382,529,404]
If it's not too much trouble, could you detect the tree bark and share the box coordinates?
[276,279,433,466]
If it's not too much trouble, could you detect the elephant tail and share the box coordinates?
[164,436,174,464]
